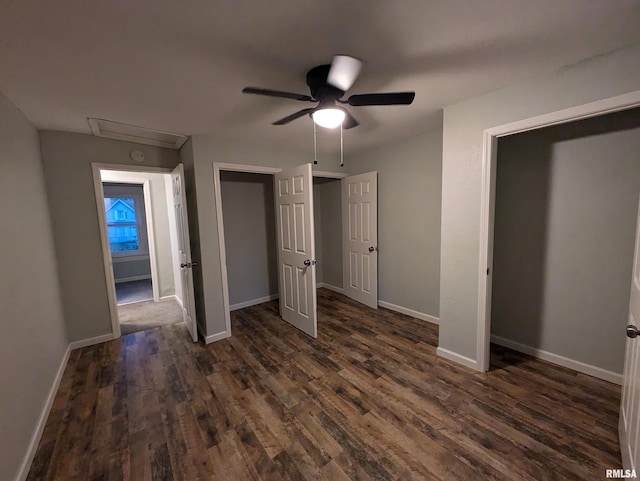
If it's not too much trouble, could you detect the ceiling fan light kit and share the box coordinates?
[311,107,345,129]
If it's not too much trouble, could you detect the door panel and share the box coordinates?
[620,195,640,471]
[342,172,378,309]
[275,164,317,338]
[171,164,198,342]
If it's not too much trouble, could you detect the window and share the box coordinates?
[104,196,145,255]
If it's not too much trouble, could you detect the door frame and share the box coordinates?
[213,162,347,337]
[92,162,174,339]
[476,90,640,372]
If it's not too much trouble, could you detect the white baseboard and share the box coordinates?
[204,330,231,344]
[491,335,622,385]
[196,322,231,345]
[230,294,278,311]
[114,275,152,284]
[436,347,482,371]
[318,282,344,294]
[15,344,71,481]
[69,333,115,350]
[378,300,439,325]
[174,295,183,308]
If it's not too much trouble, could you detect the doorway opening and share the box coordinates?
[213,162,352,338]
[93,165,188,338]
[489,107,640,381]
[476,91,640,374]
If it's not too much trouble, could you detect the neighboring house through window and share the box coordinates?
[102,183,149,257]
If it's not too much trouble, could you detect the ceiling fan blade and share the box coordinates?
[327,55,363,92]
[272,108,315,125]
[243,87,313,102]
[343,110,359,129]
[347,92,415,106]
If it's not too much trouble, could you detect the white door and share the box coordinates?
[171,164,198,342]
[342,172,378,309]
[274,163,317,338]
[621,195,640,472]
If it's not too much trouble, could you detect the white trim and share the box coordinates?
[114,274,152,284]
[378,300,439,325]
[215,162,282,174]
[436,347,481,370]
[204,330,231,344]
[142,179,160,301]
[69,333,116,350]
[92,163,174,341]
[159,294,178,301]
[476,90,640,373]
[313,170,348,179]
[317,282,344,294]
[93,162,174,174]
[620,412,633,471]
[491,335,622,385]
[15,345,71,481]
[230,294,278,311]
[92,164,122,340]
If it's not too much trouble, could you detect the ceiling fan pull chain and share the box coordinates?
[340,122,344,167]
[313,121,318,165]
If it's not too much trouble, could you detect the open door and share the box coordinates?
[621,195,640,472]
[274,163,317,338]
[171,164,198,342]
[342,171,378,309]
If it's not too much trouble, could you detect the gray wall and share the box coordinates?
[492,109,640,374]
[101,171,177,298]
[39,131,179,342]
[183,134,342,337]
[220,171,277,305]
[0,92,68,481]
[316,178,343,288]
[348,128,442,318]
[440,42,640,362]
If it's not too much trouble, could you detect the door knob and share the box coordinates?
[303,259,316,267]
[180,262,197,268]
[181,263,189,268]
[627,325,640,338]
[368,246,377,252]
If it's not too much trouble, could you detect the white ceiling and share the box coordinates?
[1,0,640,153]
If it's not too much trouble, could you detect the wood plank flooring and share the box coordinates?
[27,289,622,481]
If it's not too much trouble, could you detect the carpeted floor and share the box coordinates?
[118,298,183,335]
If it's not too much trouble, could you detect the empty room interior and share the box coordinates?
[2,2,640,481]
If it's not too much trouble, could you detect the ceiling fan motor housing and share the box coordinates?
[306,65,344,102]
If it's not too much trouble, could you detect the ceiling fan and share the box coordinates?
[242,55,415,129]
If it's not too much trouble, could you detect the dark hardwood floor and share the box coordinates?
[27,289,621,481]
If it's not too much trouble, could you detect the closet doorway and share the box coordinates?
[213,162,378,338]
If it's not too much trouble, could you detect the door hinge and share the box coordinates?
[487,268,490,275]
